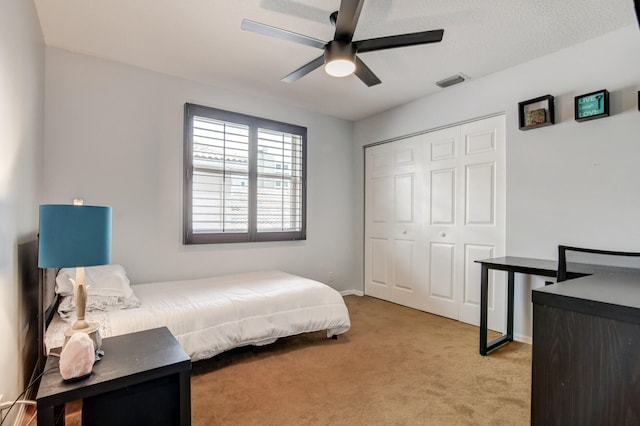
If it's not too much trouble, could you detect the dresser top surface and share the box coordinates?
[37,327,190,402]
[533,270,640,323]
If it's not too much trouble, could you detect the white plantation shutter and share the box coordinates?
[184,104,306,244]
[192,117,249,233]
[257,128,303,232]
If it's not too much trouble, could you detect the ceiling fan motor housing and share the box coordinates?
[324,40,357,63]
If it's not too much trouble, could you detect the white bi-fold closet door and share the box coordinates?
[364,115,506,331]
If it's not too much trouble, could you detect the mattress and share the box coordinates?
[45,270,351,361]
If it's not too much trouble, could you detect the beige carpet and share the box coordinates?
[191,295,531,425]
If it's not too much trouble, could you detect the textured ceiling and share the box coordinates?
[34,0,637,121]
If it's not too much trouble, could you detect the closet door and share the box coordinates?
[364,135,427,311]
[422,125,462,320]
[422,115,506,330]
[365,115,505,332]
[457,116,506,330]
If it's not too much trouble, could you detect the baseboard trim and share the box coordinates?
[514,333,532,345]
[340,290,363,297]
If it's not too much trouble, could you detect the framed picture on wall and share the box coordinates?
[518,95,555,130]
[574,89,609,122]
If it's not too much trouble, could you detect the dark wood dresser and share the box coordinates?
[531,271,640,425]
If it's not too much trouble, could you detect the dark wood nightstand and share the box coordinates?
[36,327,191,426]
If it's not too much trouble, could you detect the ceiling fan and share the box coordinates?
[241,0,444,86]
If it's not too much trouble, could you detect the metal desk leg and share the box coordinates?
[506,271,515,341]
[480,264,489,355]
[481,268,516,355]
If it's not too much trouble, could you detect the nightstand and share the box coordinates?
[36,327,191,426]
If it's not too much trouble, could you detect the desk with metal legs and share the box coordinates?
[476,257,557,355]
[476,257,632,355]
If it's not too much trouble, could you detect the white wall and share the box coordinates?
[354,25,640,342]
[43,48,358,292]
[0,0,44,413]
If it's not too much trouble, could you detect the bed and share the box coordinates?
[43,266,351,362]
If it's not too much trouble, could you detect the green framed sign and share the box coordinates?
[575,89,609,122]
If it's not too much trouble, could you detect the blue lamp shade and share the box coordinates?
[38,204,112,269]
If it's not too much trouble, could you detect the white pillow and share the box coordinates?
[55,264,133,298]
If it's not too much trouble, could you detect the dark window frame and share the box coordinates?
[183,103,307,244]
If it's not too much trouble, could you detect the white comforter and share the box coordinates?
[45,271,351,361]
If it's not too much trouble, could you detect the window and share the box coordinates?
[184,103,306,244]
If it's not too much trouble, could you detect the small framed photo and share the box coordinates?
[518,95,555,130]
[575,89,609,122]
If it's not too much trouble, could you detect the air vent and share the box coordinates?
[436,74,466,88]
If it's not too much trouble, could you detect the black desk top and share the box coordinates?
[476,256,557,276]
[477,256,640,324]
[477,256,640,279]
[36,327,191,405]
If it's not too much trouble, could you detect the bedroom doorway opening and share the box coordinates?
[364,114,506,331]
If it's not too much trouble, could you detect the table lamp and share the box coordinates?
[38,201,112,354]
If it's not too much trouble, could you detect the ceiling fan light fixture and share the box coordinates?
[324,40,356,78]
[325,58,356,77]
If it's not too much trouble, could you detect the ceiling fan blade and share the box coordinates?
[334,0,364,42]
[354,57,381,87]
[241,19,326,50]
[355,29,444,53]
[281,55,325,83]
